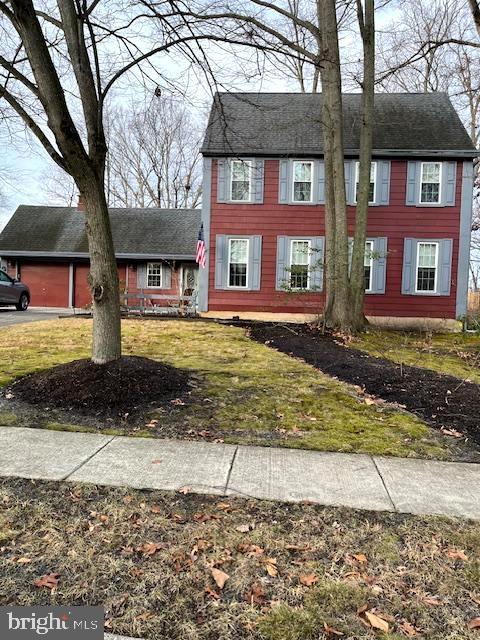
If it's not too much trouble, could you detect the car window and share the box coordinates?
[0,271,12,283]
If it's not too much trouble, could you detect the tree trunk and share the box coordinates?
[348,0,375,331]
[319,0,350,329]
[83,179,122,364]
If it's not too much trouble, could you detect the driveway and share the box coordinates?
[0,308,72,327]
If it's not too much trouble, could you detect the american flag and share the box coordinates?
[196,223,206,268]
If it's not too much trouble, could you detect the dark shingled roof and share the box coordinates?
[0,206,200,259]
[201,92,477,157]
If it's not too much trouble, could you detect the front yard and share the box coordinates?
[1,478,479,639]
[0,318,456,460]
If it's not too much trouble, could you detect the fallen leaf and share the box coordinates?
[353,553,368,564]
[238,543,264,556]
[399,621,418,636]
[364,397,376,405]
[178,486,192,495]
[16,557,32,564]
[470,593,480,606]
[423,596,442,606]
[244,583,266,605]
[323,622,344,637]
[216,502,232,511]
[236,523,255,533]
[150,505,162,514]
[34,573,60,590]
[138,542,164,556]
[364,611,389,633]
[205,585,220,600]
[151,459,162,464]
[440,427,464,438]
[446,548,468,561]
[299,573,318,586]
[211,567,229,589]
[468,618,480,630]
[264,557,278,577]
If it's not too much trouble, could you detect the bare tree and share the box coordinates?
[0,0,237,363]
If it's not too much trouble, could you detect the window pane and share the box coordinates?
[364,241,373,290]
[147,263,162,287]
[231,182,250,201]
[420,163,440,203]
[364,266,371,291]
[417,268,436,291]
[355,162,375,203]
[293,162,312,201]
[417,243,437,291]
[418,243,437,267]
[229,264,247,287]
[231,161,250,201]
[290,265,309,289]
[230,239,248,263]
[291,240,309,265]
[232,161,250,181]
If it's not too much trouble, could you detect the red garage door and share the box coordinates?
[20,263,70,308]
[74,264,127,309]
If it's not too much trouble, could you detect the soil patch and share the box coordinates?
[5,356,190,420]
[246,323,480,447]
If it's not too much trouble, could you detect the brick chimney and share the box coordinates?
[77,194,85,211]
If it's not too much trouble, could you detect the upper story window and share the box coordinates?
[230,160,252,202]
[355,161,377,204]
[290,239,310,289]
[292,161,313,202]
[419,162,441,204]
[147,262,163,288]
[228,238,249,288]
[364,240,373,291]
[416,242,438,292]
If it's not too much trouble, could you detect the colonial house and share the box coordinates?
[0,205,199,309]
[198,92,477,328]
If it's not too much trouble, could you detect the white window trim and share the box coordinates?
[354,161,377,205]
[227,237,249,289]
[364,240,374,293]
[289,239,311,290]
[146,262,163,289]
[415,241,439,293]
[230,159,252,203]
[419,162,442,205]
[291,160,314,203]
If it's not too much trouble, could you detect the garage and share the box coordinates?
[19,262,70,308]
[74,264,127,309]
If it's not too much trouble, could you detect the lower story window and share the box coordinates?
[290,239,310,289]
[416,242,438,292]
[364,240,373,291]
[228,238,249,287]
[147,262,163,287]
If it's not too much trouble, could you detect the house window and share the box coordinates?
[355,161,376,204]
[292,161,313,202]
[146,262,163,288]
[228,238,249,287]
[230,160,251,202]
[416,242,438,292]
[364,240,373,291]
[420,162,441,204]
[290,240,310,289]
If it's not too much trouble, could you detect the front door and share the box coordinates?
[181,265,199,297]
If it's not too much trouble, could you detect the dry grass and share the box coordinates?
[0,478,479,639]
[0,318,450,459]
[354,330,480,384]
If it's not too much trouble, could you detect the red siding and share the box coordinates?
[208,159,462,319]
[20,262,70,307]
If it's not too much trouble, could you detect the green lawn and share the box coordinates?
[354,329,480,383]
[0,318,449,459]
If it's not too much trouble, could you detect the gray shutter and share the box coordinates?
[348,237,353,272]
[438,238,453,295]
[252,159,264,204]
[371,237,387,294]
[162,263,172,289]
[276,236,289,290]
[217,159,228,203]
[377,161,391,205]
[279,159,289,203]
[401,238,416,294]
[406,162,420,205]
[249,235,262,290]
[310,236,324,291]
[316,160,325,204]
[345,161,355,204]
[442,162,456,206]
[137,264,147,289]
[214,234,228,289]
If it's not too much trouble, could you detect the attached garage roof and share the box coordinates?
[0,206,201,259]
[201,92,477,157]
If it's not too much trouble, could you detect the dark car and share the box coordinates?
[0,270,30,311]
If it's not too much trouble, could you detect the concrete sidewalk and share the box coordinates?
[0,426,479,520]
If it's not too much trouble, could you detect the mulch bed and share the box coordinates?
[245,323,480,447]
[6,356,190,420]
